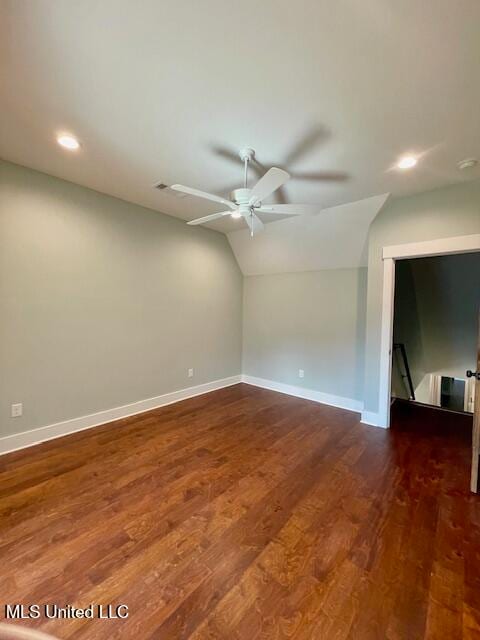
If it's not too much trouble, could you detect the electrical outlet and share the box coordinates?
[298,369,305,379]
[11,403,23,418]
[188,368,194,378]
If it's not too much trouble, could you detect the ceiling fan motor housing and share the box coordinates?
[231,188,254,215]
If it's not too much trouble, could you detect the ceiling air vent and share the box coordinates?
[153,181,187,198]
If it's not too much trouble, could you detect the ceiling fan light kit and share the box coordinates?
[170,147,321,237]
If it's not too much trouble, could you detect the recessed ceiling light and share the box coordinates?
[397,155,418,170]
[57,134,80,150]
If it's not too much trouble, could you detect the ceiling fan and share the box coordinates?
[171,148,320,236]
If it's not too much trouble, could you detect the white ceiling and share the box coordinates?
[228,194,389,275]
[1,0,480,233]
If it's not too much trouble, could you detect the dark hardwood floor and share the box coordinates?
[0,385,478,639]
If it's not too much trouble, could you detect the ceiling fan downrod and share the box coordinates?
[239,147,255,189]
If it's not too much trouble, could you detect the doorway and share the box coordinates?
[391,252,479,416]
[377,234,480,492]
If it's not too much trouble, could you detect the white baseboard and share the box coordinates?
[241,375,363,413]
[360,411,387,428]
[0,374,386,456]
[0,375,242,456]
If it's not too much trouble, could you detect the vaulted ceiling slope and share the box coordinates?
[228,194,388,275]
[1,1,479,233]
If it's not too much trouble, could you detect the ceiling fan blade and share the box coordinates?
[211,144,265,176]
[274,185,288,204]
[210,145,240,165]
[257,204,320,215]
[170,184,236,210]
[187,211,233,225]
[249,168,290,206]
[245,213,264,236]
[290,170,349,182]
[284,125,328,165]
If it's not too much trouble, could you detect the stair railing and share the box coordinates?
[393,343,415,401]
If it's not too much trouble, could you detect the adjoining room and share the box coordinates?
[392,252,480,414]
[1,2,480,639]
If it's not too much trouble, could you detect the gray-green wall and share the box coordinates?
[364,179,480,414]
[242,268,367,404]
[0,161,243,436]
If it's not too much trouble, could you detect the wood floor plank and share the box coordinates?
[0,386,478,640]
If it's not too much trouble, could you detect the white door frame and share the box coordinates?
[378,233,480,428]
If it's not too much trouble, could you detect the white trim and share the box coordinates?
[382,233,480,260]
[429,374,442,407]
[360,411,385,428]
[241,375,363,413]
[0,375,242,456]
[377,233,480,429]
[378,257,395,428]
[465,377,476,413]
